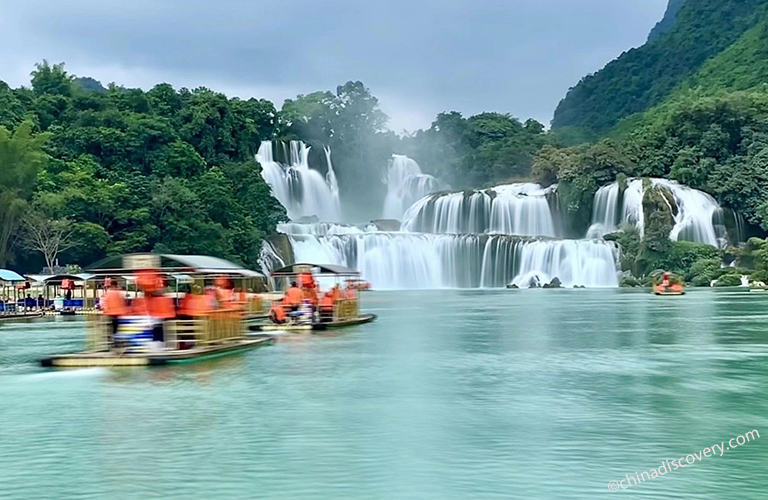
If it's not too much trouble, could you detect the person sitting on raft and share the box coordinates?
[330,284,343,302]
[268,298,287,325]
[319,292,334,323]
[661,272,671,290]
[285,281,304,313]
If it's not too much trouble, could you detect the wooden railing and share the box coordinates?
[243,295,265,316]
[165,309,245,349]
[86,314,111,352]
[334,299,359,322]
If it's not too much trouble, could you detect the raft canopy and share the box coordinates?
[26,273,96,285]
[270,263,360,277]
[84,253,264,277]
[0,269,26,282]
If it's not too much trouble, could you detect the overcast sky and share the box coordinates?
[0,0,668,132]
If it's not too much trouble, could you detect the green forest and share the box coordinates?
[6,0,768,285]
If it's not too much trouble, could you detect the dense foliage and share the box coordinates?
[552,0,768,134]
[401,112,547,189]
[0,62,286,272]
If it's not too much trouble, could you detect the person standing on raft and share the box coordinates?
[102,281,128,338]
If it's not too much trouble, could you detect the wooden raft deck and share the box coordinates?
[249,314,377,333]
[41,335,274,367]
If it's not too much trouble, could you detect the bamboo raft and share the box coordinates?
[0,312,44,322]
[654,291,685,296]
[250,314,377,333]
[41,311,274,367]
[41,336,273,367]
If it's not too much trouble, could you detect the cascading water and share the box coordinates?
[382,155,447,220]
[256,140,342,222]
[276,232,618,289]
[401,183,558,237]
[276,222,377,236]
[260,145,622,289]
[588,178,729,247]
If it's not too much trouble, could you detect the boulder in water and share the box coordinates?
[528,277,541,288]
[506,283,519,289]
[543,277,563,289]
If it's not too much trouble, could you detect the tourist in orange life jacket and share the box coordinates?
[268,299,287,324]
[299,272,315,289]
[102,282,128,338]
[130,295,149,316]
[179,285,212,320]
[344,283,357,300]
[303,285,319,308]
[319,292,334,323]
[330,284,343,302]
[285,281,304,313]
[215,277,234,305]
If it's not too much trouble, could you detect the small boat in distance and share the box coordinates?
[653,272,685,296]
[251,263,377,333]
[41,253,274,368]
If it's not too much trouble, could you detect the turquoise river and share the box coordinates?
[1,289,767,499]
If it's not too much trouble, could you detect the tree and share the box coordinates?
[21,212,77,271]
[0,121,50,267]
[31,60,73,97]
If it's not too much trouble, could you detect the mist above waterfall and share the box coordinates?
[382,155,448,220]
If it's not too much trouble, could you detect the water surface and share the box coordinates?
[1,289,766,499]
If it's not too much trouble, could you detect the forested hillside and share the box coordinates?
[0,62,287,272]
[552,0,768,134]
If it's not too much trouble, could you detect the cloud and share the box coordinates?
[0,0,668,131]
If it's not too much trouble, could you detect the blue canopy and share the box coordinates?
[0,269,26,282]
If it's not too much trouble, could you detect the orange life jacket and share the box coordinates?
[331,287,343,302]
[303,287,318,306]
[103,289,128,316]
[319,294,334,310]
[270,302,286,322]
[148,295,176,320]
[130,296,149,316]
[179,294,209,317]
[285,286,304,306]
[299,272,315,288]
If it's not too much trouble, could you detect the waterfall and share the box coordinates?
[401,183,558,237]
[382,155,447,220]
[266,230,619,290]
[588,178,729,247]
[509,240,620,288]
[276,222,377,236]
[256,140,342,222]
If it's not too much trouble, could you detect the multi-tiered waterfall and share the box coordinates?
[588,178,734,248]
[256,141,341,222]
[259,149,620,289]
